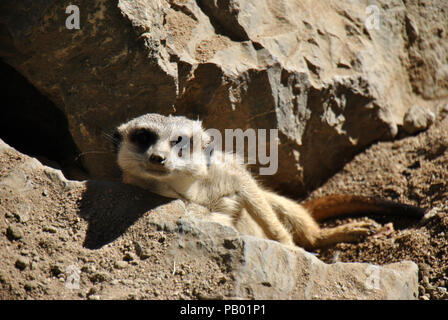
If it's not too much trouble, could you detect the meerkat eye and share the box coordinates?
[130,129,158,150]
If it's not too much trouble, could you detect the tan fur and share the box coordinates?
[115,113,377,249]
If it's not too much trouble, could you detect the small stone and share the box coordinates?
[123,252,136,262]
[5,212,14,219]
[88,294,100,300]
[15,211,30,223]
[419,285,425,295]
[43,226,57,233]
[81,265,96,274]
[15,257,30,270]
[114,261,128,270]
[403,105,435,134]
[87,287,97,296]
[24,281,38,291]
[134,241,150,260]
[110,279,119,286]
[89,272,109,284]
[6,225,23,241]
[421,295,430,300]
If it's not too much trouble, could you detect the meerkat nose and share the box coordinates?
[149,154,166,165]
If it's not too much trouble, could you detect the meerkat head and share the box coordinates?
[114,113,211,180]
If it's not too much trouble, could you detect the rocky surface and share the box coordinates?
[1,0,447,196]
[0,138,419,300]
[0,0,447,301]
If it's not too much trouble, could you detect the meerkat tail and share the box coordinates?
[302,194,426,222]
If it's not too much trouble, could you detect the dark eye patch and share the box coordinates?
[130,128,158,151]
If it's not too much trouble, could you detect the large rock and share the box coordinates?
[0,138,418,299]
[0,0,447,195]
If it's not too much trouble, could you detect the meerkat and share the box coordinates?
[113,113,425,250]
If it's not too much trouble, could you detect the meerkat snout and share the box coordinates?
[149,154,166,165]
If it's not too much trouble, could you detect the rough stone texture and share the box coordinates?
[403,105,435,135]
[0,138,418,299]
[1,0,447,196]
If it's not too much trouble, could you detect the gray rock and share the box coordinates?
[169,215,419,299]
[3,0,446,195]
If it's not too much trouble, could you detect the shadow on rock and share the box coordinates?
[77,180,172,249]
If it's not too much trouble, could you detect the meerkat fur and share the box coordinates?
[114,113,424,250]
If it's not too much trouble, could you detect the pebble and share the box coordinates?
[123,252,136,262]
[114,261,128,270]
[110,279,119,286]
[5,212,14,219]
[15,257,30,270]
[43,226,57,233]
[89,272,109,284]
[403,105,435,135]
[24,281,38,291]
[15,211,30,223]
[6,225,23,241]
[134,241,150,260]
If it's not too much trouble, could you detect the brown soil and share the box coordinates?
[0,149,233,300]
[309,110,448,300]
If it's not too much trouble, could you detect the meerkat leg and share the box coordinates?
[314,221,374,248]
[238,180,294,246]
[265,191,376,249]
[264,191,321,249]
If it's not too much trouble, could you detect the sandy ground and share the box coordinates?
[310,110,448,300]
